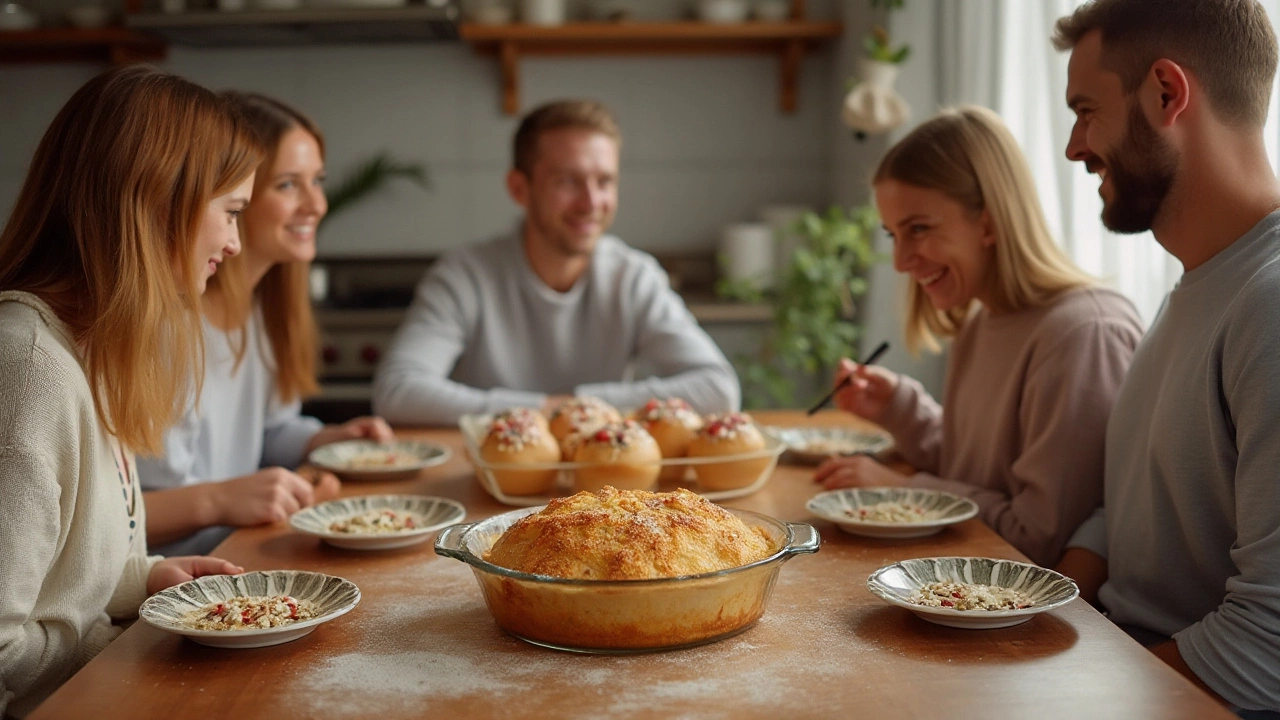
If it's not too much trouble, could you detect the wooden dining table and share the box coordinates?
[32,410,1233,720]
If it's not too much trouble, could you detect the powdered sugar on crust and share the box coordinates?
[550,397,620,432]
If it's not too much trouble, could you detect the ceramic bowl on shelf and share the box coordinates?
[65,5,111,28]
[0,2,39,30]
[697,0,748,23]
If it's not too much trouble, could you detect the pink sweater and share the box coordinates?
[878,286,1142,566]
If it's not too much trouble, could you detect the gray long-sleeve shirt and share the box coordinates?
[372,229,740,425]
[1069,211,1280,713]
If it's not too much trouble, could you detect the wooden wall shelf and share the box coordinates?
[0,27,167,65]
[459,19,843,115]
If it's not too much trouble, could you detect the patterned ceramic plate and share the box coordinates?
[139,570,361,648]
[308,439,451,482]
[806,487,979,539]
[767,426,893,465]
[289,495,466,550]
[866,557,1079,629]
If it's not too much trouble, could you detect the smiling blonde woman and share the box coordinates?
[814,105,1144,568]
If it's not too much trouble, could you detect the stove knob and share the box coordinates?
[361,344,381,365]
[321,346,340,365]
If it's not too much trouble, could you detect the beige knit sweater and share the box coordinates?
[0,292,159,719]
[879,286,1143,567]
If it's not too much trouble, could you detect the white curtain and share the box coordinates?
[932,0,1280,326]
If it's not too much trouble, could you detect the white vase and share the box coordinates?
[520,0,564,25]
[841,59,912,135]
[720,223,776,290]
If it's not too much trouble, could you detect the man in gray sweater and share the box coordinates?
[1053,1,1280,714]
[372,100,740,426]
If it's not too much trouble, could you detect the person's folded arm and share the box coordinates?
[373,262,546,426]
[1171,296,1280,713]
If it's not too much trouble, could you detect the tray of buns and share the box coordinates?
[459,398,785,507]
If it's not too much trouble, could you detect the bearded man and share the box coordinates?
[373,100,739,425]
[1054,1,1280,715]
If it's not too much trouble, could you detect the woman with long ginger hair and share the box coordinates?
[814,106,1144,568]
[138,91,393,557]
[0,66,254,717]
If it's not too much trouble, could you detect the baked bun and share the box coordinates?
[687,412,770,491]
[480,416,561,496]
[493,406,550,435]
[572,420,662,493]
[633,398,704,482]
[548,397,622,456]
[485,487,775,579]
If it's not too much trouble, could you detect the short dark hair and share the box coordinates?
[512,100,621,175]
[1053,0,1277,129]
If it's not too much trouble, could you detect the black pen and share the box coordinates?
[805,341,890,416]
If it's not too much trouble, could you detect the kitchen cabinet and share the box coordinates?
[460,16,842,115]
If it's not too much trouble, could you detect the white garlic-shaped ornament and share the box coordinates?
[841,59,911,137]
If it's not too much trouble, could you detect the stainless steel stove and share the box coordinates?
[302,258,433,423]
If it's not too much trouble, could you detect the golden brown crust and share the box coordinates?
[481,417,561,495]
[571,421,662,492]
[484,487,776,580]
[687,413,770,490]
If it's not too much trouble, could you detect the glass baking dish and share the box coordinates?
[434,506,820,653]
[459,413,787,506]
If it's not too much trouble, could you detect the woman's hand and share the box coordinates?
[295,466,342,503]
[831,358,900,422]
[213,467,315,526]
[813,454,908,489]
[306,416,395,453]
[147,556,243,596]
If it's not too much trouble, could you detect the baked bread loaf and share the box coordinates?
[687,412,771,491]
[572,420,662,492]
[548,397,622,457]
[480,415,561,495]
[633,397,703,482]
[485,487,776,579]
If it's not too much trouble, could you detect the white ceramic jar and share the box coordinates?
[520,0,564,25]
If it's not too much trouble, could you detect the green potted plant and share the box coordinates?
[324,152,429,221]
[716,205,882,408]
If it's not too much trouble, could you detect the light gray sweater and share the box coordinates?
[0,292,159,719]
[372,229,740,425]
[1069,211,1280,712]
[875,286,1142,567]
[136,309,322,556]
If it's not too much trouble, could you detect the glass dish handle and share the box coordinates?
[433,522,475,561]
[782,521,821,556]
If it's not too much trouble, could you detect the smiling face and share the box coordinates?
[193,174,253,293]
[241,126,327,268]
[876,179,996,312]
[507,128,618,259]
[1065,30,1179,233]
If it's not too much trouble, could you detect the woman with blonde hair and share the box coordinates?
[0,66,252,717]
[815,105,1143,567]
[138,91,393,557]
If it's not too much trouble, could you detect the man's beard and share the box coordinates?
[1098,101,1179,234]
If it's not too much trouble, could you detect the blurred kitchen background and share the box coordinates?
[7,0,1140,421]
